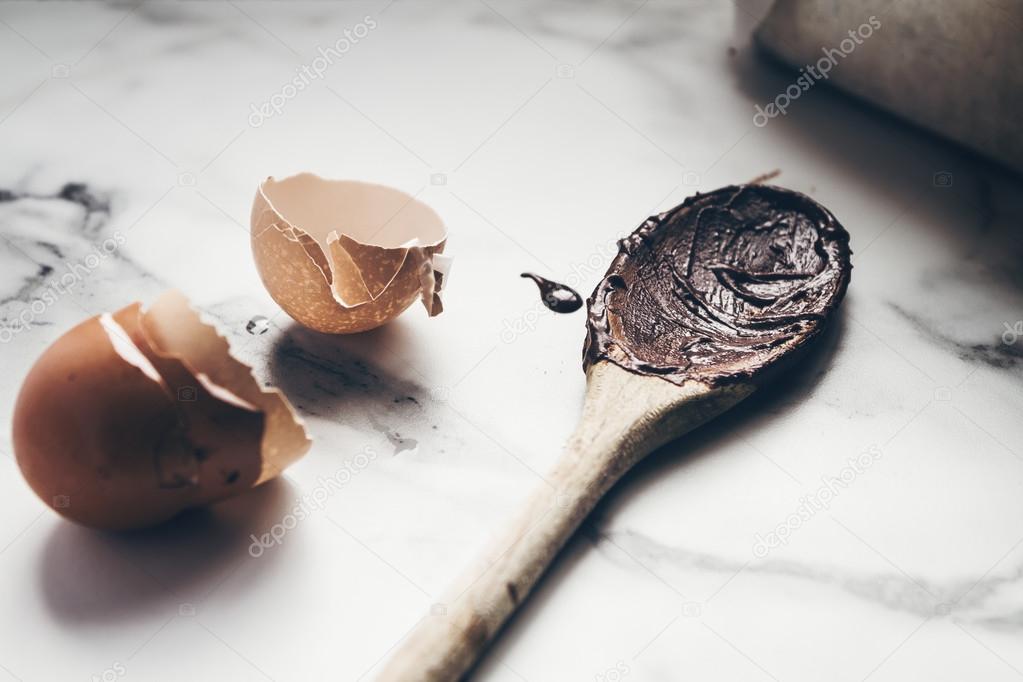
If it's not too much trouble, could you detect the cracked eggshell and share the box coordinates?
[12,291,311,530]
[251,173,449,334]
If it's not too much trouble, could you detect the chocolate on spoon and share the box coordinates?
[379,185,851,681]
[586,183,851,385]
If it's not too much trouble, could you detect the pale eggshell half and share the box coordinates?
[12,291,311,530]
[251,173,449,334]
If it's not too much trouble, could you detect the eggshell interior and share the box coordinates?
[263,174,445,249]
[140,290,311,482]
[113,303,265,494]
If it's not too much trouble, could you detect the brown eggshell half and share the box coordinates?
[12,291,310,530]
[251,173,449,333]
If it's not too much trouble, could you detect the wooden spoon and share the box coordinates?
[378,185,852,681]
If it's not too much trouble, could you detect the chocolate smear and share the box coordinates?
[521,273,583,313]
[583,185,851,386]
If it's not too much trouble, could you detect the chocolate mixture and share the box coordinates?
[521,273,583,313]
[584,185,851,386]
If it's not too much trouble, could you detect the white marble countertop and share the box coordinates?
[1,2,1022,681]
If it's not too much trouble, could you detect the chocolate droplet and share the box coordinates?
[521,273,583,313]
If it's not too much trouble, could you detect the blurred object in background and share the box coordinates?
[756,0,1023,174]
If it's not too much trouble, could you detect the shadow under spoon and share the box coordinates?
[378,184,853,681]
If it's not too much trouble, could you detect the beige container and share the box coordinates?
[756,0,1023,173]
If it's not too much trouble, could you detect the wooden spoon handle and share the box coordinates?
[375,443,620,681]
[376,363,752,681]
